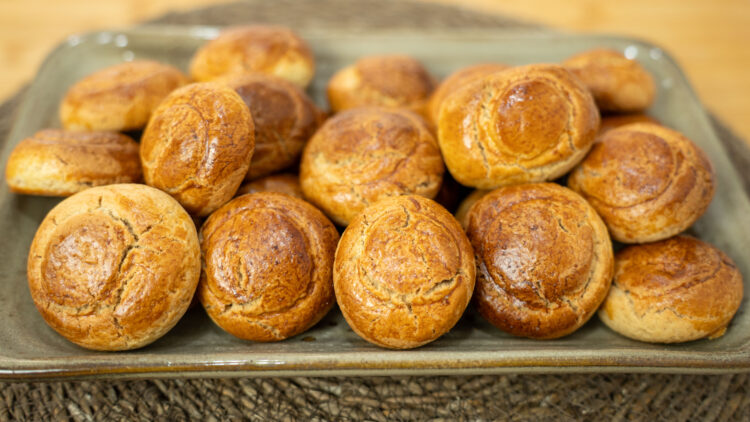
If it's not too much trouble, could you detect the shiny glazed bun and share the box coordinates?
[426,63,509,125]
[568,123,715,243]
[300,107,444,226]
[327,55,435,114]
[60,60,188,131]
[189,25,315,87]
[140,82,255,216]
[6,129,141,196]
[220,73,323,180]
[599,236,743,343]
[465,183,613,339]
[334,195,475,349]
[563,48,656,112]
[235,173,303,199]
[438,64,600,189]
[199,193,339,341]
[27,184,201,351]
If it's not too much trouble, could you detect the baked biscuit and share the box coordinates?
[564,48,656,112]
[568,123,715,243]
[27,184,201,351]
[426,63,509,125]
[334,195,475,349]
[327,55,435,114]
[140,82,255,216]
[599,236,743,343]
[6,129,141,196]
[189,25,315,87]
[300,107,444,226]
[438,64,599,189]
[199,193,339,341]
[60,60,188,131]
[465,183,613,339]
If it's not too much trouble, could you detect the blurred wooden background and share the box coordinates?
[1,0,748,142]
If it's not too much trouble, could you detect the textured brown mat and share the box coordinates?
[2,0,750,421]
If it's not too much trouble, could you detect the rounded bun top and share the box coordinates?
[189,25,315,87]
[327,54,435,113]
[140,82,255,216]
[438,64,600,189]
[427,63,509,125]
[27,184,201,351]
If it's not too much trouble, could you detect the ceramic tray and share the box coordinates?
[2,26,750,380]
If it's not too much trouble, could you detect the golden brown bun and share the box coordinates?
[334,195,475,349]
[438,64,599,189]
[427,63,509,125]
[27,184,201,351]
[235,173,303,199]
[563,48,656,112]
[60,60,188,131]
[199,192,339,341]
[327,55,435,114]
[599,113,659,135]
[599,235,743,343]
[568,123,715,243]
[5,129,141,196]
[140,82,255,217]
[219,73,323,180]
[466,183,613,339]
[300,107,444,226]
[189,25,315,87]
[454,189,490,229]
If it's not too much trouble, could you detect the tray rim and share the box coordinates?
[3,24,750,380]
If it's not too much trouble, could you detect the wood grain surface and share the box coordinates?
[1,0,748,142]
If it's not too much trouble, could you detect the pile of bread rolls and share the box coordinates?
[7,25,743,351]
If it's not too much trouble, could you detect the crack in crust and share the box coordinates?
[334,195,475,349]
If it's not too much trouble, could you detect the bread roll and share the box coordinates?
[189,25,315,87]
[27,184,200,351]
[327,55,435,114]
[438,64,599,189]
[568,123,715,243]
[235,173,303,199]
[300,107,444,226]
[564,48,656,112]
[599,235,743,343]
[6,129,141,196]
[199,193,339,341]
[219,73,323,180]
[465,183,613,339]
[140,82,255,216]
[599,113,659,135]
[60,60,188,131]
[334,195,475,349]
[426,63,509,125]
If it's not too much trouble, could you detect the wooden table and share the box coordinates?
[2,0,748,142]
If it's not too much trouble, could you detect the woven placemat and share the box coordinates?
[3,1,750,420]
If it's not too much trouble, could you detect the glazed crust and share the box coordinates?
[199,192,339,341]
[6,129,141,196]
[140,82,255,217]
[27,184,201,351]
[599,236,743,343]
[327,55,435,114]
[235,173,303,199]
[300,107,444,226]
[189,25,315,87]
[568,123,715,243]
[563,48,656,112]
[219,73,323,180]
[599,113,659,135]
[438,64,600,189]
[426,63,509,125]
[334,195,475,349]
[465,183,613,339]
[60,60,188,131]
